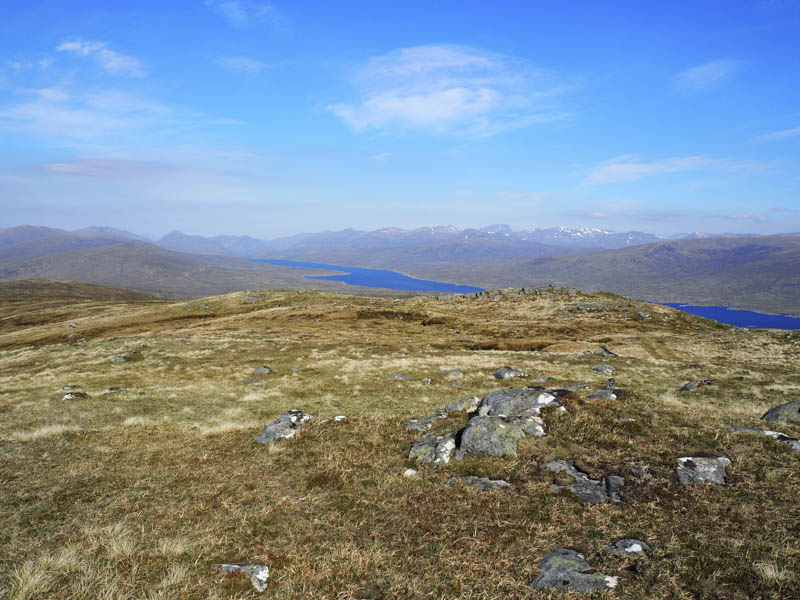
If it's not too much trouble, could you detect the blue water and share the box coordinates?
[662,303,800,330]
[256,259,485,293]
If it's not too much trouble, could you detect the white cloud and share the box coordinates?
[57,40,145,78]
[372,152,392,162]
[586,154,760,185]
[217,56,266,75]
[328,44,568,137]
[205,0,282,27]
[760,126,800,141]
[675,60,741,94]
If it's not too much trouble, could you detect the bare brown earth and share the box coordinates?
[1,281,799,598]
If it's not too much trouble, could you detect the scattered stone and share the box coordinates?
[252,366,276,375]
[532,548,618,593]
[676,457,730,485]
[61,391,89,401]
[604,539,651,556]
[451,381,464,387]
[402,468,417,477]
[57,385,81,391]
[423,378,432,385]
[493,366,528,379]
[68,323,77,328]
[543,460,624,504]
[593,364,615,375]
[445,396,480,414]
[679,380,713,392]
[334,415,347,422]
[587,389,617,400]
[440,368,463,375]
[387,373,409,381]
[620,417,636,423]
[729,424,800,452]
[405,410,447,432]
[111,350,143,364]
[105,387,130,394]
[761,400,800,424]
[446,476,511,491]
[592,346,619,358]
[408,432,456,465]
[458,416,526,457]
[292,366,306,373]
[637,311,650,319]
[630,464,650,478]
[531,376,550,383]
[243,379,265,386]
[255,409,312,444]
[212,563,269,592]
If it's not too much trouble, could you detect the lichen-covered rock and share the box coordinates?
[532,548,618,593]
[446,476,511,491]
[445,396,480,414]
[408,432,455,465]
[543,460,624,504]
[212,563,269,592]
[405,410,447,432]
[729,424,800,452]
[493,366,528,379]
[604,539,651,556]
[459,416,525,457]
[255,409,312,444]
[761,400,800,424]
[252,366,276,375]
[477,387,558,418]
[676,456,730,484]
[593,364,615,375]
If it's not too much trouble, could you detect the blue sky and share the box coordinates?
[1,0,799,239]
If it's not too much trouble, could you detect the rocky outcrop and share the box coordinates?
[408,432,455,465]
[405,410,447,432]
[255,410,312,444]
[543,460,624,504]
[676,457,730,484]
[444,396,480,414]
[459,416,526,457]
[532,548,618,593]
[761,400,800,424]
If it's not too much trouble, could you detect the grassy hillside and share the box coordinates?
[1,285,798,598]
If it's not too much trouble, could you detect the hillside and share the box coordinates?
[1,286,798,598]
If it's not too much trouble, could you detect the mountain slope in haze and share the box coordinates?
[157,230,231,255]
[444,235,800,316]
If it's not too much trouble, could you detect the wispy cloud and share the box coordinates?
[205,0,283,27]
[217,56,266,75]
[675,60,741,94]
[759,126,800,141]
[327,44,568,137]
[719,212,767,222]
[372,152,392,162]
[585,154,760,185]
[57,40,145,78]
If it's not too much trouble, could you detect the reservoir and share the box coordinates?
[256,259,485,293]
[662,303,800,330]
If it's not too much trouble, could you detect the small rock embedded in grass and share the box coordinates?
[60,391,90,401]
[252,366,276,375]
[334,415,347,422]
[532,548,618,593]
[544,460,624,504]
[604,538,651,556]
[676,456,730,484]
[402,468,417,477]
[729,424,800,452]
[105,387,130,394]
[57,385,81,391]
[591,346,619,358]
[243,379,265,386]
[408,432,455,465]
[387,373,409,381]
[212,563,269,592]
[445,396,480,414]
[587,389,617,400]
[111,350,144,364]
[679,380,712,392]
[255,409,312,444]
[761,400,800,424]
[593,364,615,375]
[405,410,447,432]
[446,476,511,491]
[493,366,528,379]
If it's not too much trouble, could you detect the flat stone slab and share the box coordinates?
[493,366,528,379]
[405,410,447,432]
[446,476,511,491]
[255,409,312,444]
[532,548,618,593]
[676,456,730,484]
[252,366,276,375]
[408,432,455,465]
[604,538,651,556]
[729,424,800,452]
[544,460,623,504]
[761,400,800,424]
[212,563,269,592]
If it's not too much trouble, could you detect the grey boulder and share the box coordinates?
[532,548,618,593]
[477,387,559,418]
[445,396,480,414]
[493,366,528,379]
[408,432,456,465]
[593,364,615,375]
[761,400,800,424]
[592,346,619,358]
[458,416,526,457]
[604,539,651,556]
[676,456,730,484]
[252,366,276,375]
[544,460,624,504]
[405,410,447,432]
[255,410,312,444]
[212,564,269,592]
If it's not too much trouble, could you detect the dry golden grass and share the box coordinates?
[1,284,799,598]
